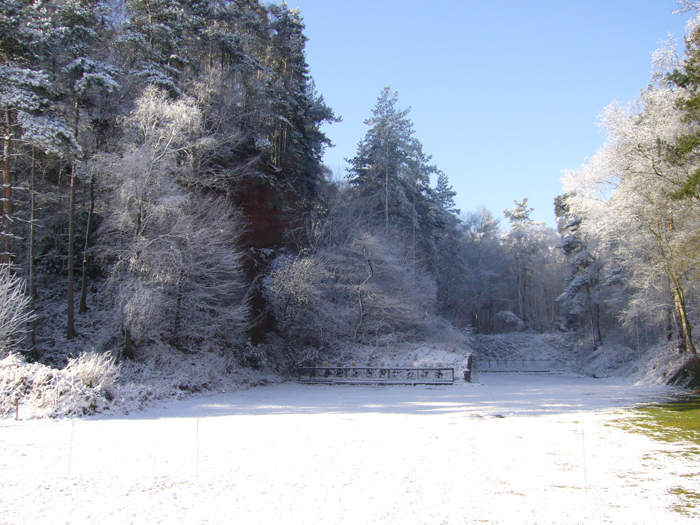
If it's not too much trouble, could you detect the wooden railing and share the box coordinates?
[474,359,568,374]
[297,366,456,385]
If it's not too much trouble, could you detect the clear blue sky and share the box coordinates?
[291,0,693,226]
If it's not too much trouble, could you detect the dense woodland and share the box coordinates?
[1,0,699,389]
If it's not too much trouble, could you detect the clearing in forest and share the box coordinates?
[1,374,698,524]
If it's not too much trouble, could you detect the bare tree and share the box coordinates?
[0,264,34,357]
[97,87,249,357]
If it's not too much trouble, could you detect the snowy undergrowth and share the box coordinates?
[636,342,700,386]
[1,346,280,419]
[578,342,644,378]
[0,351,119,418]
[6,276,277,418]
[114,342,280,414]
[320,322,474,372]
[564,336,700,386]
[471,332,576,364]
[337,341,473,371]
[272,317,474,372]
[31,277,114,368]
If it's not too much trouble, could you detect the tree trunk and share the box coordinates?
[515,254,524,321]
[174,280,182,341]
[67,100,79,339]
[385,165,389,235]
[355,246,374,340]
[67,167,77,339]
[29,146,37,348]
[79,175,95,313]
[589,312,598,350]
[124,327,134,359]
[674,286,696,354]
[2,108,13,265]
[411,185,416,273]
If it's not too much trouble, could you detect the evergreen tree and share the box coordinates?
[0,1,76,264]
[0,0,342,362]
[432,172,459,218]
[119,0,188,95]
[265,3,338,201]
[347,87,436,265]
[667,20,700,199]
[555,193,604,346]
[47,0,118,337]
[503,198,535,324]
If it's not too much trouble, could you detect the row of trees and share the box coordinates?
[0,0,337,360]
[264,87,570,353]
[560,4,700,356]
[0,0,614,368]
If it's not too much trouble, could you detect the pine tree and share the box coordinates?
[119,0,188,95]
[667,22,700,199]
[503,198,537,326]
[555,193,603,346]
[0,0,76,264]
[348,87,436,260]
[47,0,119,337]
[431,171,459,231]
[260,3,338,201]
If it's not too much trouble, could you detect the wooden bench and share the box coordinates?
[297,366,456,385]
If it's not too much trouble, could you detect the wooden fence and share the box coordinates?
[474,359,568,374]
[297,366,456,385]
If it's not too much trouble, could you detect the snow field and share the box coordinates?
[1,374,698,524]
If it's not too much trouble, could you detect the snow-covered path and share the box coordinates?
[1,374,698,524]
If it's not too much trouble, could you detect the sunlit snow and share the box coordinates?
[1,373,698,524]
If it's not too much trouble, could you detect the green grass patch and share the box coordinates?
[670,486,700,516]
[619,394,700,446]
[615,393,700,517]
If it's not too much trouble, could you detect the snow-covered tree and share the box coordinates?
[98,86,249,357]
[118,0,188,95]
[0,1,77,264]
[0,264,33,356]
[45,0,120,338]
[437,209,507,332]
[502,198,537,325]
[348,88,435,238]
[563,86,700,354]
[555,193,605,346]
[266,229,438,348]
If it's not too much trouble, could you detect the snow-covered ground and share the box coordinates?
[1,373,698,524]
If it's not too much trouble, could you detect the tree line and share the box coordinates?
[0,0,338,363]
[4,0,649,371]
[267,86,568,358]
[559,4,700,359]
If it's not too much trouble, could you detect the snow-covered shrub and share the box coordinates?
[115,341,277,412]
[0,351,119,418]
[471,332,574,364]
[494,311,525,332]
[344,233,437,341]
[263,252,346,351]
[0,265,34,357]
[66,352,119,394]
[264,232,438,357]
[577,342,640,378]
